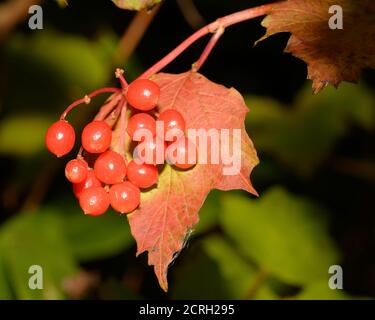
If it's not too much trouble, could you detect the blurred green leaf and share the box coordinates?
[4,31,111,115]
[297,83,375,131]
[0,252,12,299]
[171,235,276,299]
[220,187,339,286]
[193,190,221,236]
[0,210,79,299]
[61,207,134,262]
[112,0,162,11]
[0,114,52,156]
[56,0,68,7]
[9,31,109,90]
[295,281,349,300]
[246,83,375,175]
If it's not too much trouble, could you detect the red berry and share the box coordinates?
[166,136,197,169]
[46,120,75,157]
[65,158,88,183]
[82,121,112,154]
[73,168,102,198]
[158,109,185,141]
[79,186,109,216]
[133,136,166,165]
[94,150,127,184]
[109,181,140,214]
[127,160,158,189]
[127,113,156,139]
[126,79,160,111]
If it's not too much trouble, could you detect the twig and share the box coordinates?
[0,0,42,40]
[113,4,161,64]
[244,267,268,300]
[329,157,375,181]
[140,3,275,78]
[22,161,60,212]
[94,93,123,121]
[192,27,224,72]
[176,0,205,29]
[60,87,121,120]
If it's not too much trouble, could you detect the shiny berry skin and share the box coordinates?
[133,136,166,165]
[158,109,185,141]
[82,121,112,154]
[166,136,197,169]
[126,79,160,111]
[79,186,110,216]
[109,181,140,214]
[73,168,102,198]
[94,150,127,184]
[127,113,156,139]
[127,160,158,189]
[46,120,75,157]
[65,158,88,183]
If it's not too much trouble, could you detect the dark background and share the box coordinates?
[0,0,374,299]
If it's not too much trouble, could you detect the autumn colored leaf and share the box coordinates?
[258,0,375,93]
[127,72,259,291]
[112,0,162,11]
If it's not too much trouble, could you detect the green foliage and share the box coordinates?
[171,234,275,299]
[0,210,78,299]
[7,31,109,92]
[62,207,134,262]
[3,29,115,118]
[246,83,375,175]
[0,115,53,156]
[295,281,349,300]
[220,188,339,286]
[0,252,12,300]
[193,190,221,235]
[0,205,135,298]
[55,0,68,8]
[112,0,162,11]
[0,5,372,299]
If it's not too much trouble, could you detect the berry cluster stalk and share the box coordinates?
[60,87,121,120]
[140,3,275,78]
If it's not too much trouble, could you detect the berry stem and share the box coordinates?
[94,93,123,121]
[139,3,274,79]
[119,99,128,165]
[192,26,224,72]
[77,146,84,159]
[106,102,123,127]
[115,68,129,89]
[60,87,122,120]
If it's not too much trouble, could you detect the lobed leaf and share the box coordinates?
[112,0,162,11]
[258,0,375,93]
[127,71,259,291]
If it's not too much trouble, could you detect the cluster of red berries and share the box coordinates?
[46,78,197,216]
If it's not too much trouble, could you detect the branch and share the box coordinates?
[244,267,268,300]
[176,0,205,29]
[140,3,275,78]
[0,0,42,41]
[113,4,161,64]
[192,27,224,72]
[94,93,123,121]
